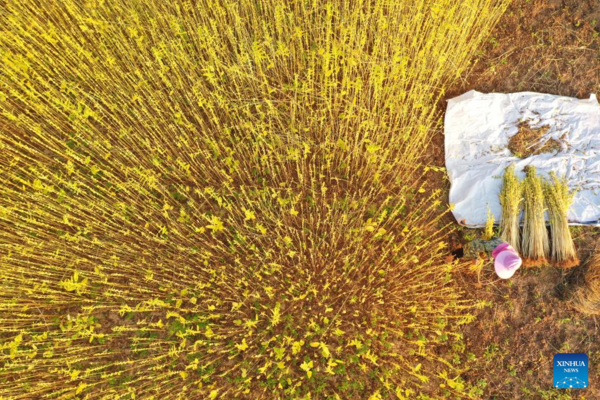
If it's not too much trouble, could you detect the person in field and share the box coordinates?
[453,237,522,279]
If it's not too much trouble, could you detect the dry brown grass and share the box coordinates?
[508,122,562,158]
[572,251,600,316]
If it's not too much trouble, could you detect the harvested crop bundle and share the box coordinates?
[544,172,579,268]
[572,251,600,315]
[521,166,549,266]
[499,164,522,252]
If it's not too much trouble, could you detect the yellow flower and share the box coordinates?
[242,207,256,221]
[292,340,304,355]
[300,360,313,378]
[206,215,224,232]
[235,338,248,352]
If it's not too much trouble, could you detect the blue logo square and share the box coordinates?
[553,353,588,389]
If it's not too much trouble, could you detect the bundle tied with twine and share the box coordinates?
[499,164,522,252]
[521,166,549,266]
[544,172,579,268]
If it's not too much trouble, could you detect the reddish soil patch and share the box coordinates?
[449,0,600,99]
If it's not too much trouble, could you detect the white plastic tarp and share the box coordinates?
[445,90,600,228]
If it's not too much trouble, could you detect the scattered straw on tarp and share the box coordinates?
[508,122,563,158]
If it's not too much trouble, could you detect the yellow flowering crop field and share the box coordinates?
[0,0,509,398]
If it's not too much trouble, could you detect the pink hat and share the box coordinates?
[493,244,522,279]
[492,242,511,259]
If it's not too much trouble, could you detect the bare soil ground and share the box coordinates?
[437,0,600,397]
